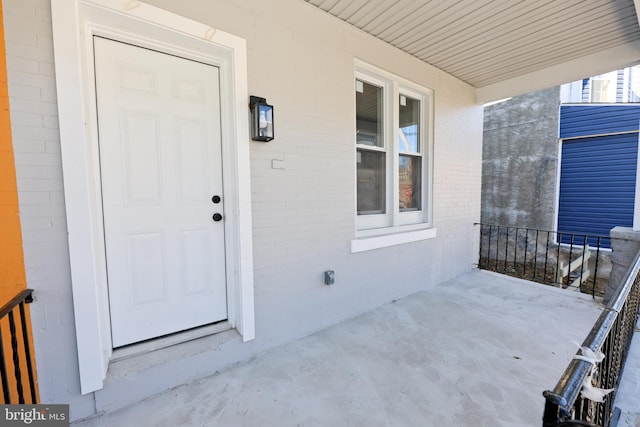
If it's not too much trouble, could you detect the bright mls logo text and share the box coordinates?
[2,405,68,426]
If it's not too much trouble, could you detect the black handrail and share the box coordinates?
[0,289,37,404]
[476,223,608,297]
[542,249,640,426]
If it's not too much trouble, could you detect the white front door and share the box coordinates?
[93,37,228,348]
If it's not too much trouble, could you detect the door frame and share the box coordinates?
[51,0,255,395]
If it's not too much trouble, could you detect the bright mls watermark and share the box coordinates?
[1,405,68,426]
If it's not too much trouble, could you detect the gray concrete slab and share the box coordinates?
[72,270,603,427]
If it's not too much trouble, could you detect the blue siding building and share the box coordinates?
[558,105,640,247]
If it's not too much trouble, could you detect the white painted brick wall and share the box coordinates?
[147,0,484,342]
[5,0,483,419]
[2,0,94,417]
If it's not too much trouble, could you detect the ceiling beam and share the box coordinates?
[475,41,640,104]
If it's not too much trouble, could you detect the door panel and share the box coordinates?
[93,37,227,347]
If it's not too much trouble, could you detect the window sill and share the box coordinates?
[350,227,437,253]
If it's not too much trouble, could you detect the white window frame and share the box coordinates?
[353,61,435,250]
[51,0,255,394]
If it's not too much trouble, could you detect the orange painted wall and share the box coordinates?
[0,2,39,403]
[0,0,25,304]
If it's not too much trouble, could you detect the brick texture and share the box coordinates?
[2,0,92,415]
[5,0,483,419]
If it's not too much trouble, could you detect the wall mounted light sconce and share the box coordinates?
[249,96,274,142]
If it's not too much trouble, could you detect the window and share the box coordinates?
[591,79,612,102]
[590,71,617,102]
[355,63,433,236]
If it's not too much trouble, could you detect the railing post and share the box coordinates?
[542,399,560,427]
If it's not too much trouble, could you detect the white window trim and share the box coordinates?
[355,72,390,230]
[353,60,434,244]
[351,227,437,253]
[51,0,255,394]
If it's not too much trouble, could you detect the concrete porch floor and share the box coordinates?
[73,270,604,427]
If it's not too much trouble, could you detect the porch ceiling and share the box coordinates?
[304,0,640,103]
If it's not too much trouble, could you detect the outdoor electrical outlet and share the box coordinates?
[324,270,335,285]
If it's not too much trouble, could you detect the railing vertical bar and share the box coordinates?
[504,226,510,271]
[513,227,519,273]
[476,224,610,298]
[543,231,551,284]
[579,235,587,292]
[486,225,492,270]
[523,229,529,277]
[8,311,25,404]
[555,232,562,286]
[495,226,500,271]
[18,301,36,403]
[478,224,484,268]
[0,328,10,403]
[534,229,540,280]
[567,234,575,288]
[593,237,601,299]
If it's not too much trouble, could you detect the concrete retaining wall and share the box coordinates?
[481,87,560,230]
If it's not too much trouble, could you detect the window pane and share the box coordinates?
[399,155,421,211]
[356,80,383,147]
[398,95,420,153]
[591,79,614,102]
[357,149,386,214]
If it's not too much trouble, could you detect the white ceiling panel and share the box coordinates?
[304,0,640,101]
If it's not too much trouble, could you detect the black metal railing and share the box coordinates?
[542,248,640,426]
[476,223,609,297]
[0,289,37,404]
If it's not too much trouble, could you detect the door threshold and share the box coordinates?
[111,321,231,362]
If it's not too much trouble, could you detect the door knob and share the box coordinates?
[212,195,221,204]
[212,213,223,222]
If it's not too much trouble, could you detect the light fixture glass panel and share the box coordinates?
[257,104,273,139]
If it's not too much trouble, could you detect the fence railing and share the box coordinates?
[0,289,37,404]
[476,223,609,297]
[541,248,640,426]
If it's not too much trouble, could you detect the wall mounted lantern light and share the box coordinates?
[249,96,274,142]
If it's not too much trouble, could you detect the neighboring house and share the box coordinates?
[1,0,640,421]
[482,66,640,248]
[564,67,640,103]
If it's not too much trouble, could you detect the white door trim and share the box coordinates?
[51,0,255,394]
